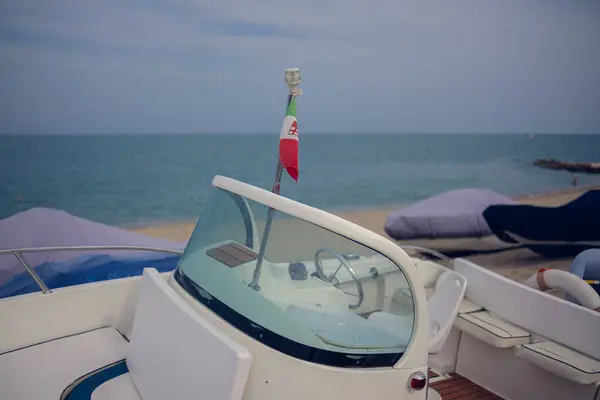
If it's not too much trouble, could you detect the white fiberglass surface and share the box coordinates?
[178,188,416,355]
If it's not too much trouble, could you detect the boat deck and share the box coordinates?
[429,370,503,400]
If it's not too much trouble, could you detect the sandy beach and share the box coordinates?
[133,184,600,284]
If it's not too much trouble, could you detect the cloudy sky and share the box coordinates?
[1,1,599,134]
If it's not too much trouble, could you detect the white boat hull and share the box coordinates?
[1,175,599,399]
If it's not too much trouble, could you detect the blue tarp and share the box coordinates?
[0,207,187,298]
[483,190,600,256]
[0,253,181,298]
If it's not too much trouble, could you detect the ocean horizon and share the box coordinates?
[1,133,599,227]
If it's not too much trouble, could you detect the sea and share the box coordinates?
[1,133,599,227]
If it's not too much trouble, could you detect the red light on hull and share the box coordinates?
[408,371,427,391]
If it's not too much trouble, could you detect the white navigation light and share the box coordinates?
[285,68,302,95]
[285,68,302,86]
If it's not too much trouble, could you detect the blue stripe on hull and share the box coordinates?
[63,359,129,400]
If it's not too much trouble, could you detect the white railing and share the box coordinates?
[0,245,184,294]
[399,245,453,266]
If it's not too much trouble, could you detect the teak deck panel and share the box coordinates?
[429,370,504,400]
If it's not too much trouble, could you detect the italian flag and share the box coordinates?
[279,95,299,181]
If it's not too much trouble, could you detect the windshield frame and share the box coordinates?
[174,175,426,368]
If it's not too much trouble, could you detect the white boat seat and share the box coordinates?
[126,268,252,400]
[0,327,129,400]
[515,341,600,385]
[65,268,254,400]
[426,270,467,354]
[369,270,467,354]
[455,310,531,348]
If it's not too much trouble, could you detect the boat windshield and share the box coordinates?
[175,187,416,368]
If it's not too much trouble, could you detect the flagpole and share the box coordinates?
[249,68,302,291]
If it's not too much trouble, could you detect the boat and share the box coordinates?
[0,207,185,298]
[483,190,600,257]
[2,174,599,400]
[383,188,515,241]
[1,69,599,400]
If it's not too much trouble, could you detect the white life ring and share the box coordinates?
[525,268,600,312]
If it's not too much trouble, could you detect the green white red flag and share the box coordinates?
[278,95,299,181]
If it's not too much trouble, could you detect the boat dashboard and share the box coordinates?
[179,239,414,352]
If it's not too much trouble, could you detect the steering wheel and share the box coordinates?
[314,248,364,310]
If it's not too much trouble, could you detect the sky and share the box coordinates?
[0,1,599,134]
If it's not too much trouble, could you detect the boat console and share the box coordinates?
[162,175,445,398]
[173,176,427,363]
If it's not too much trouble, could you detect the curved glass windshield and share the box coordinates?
[175,187,416,367]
